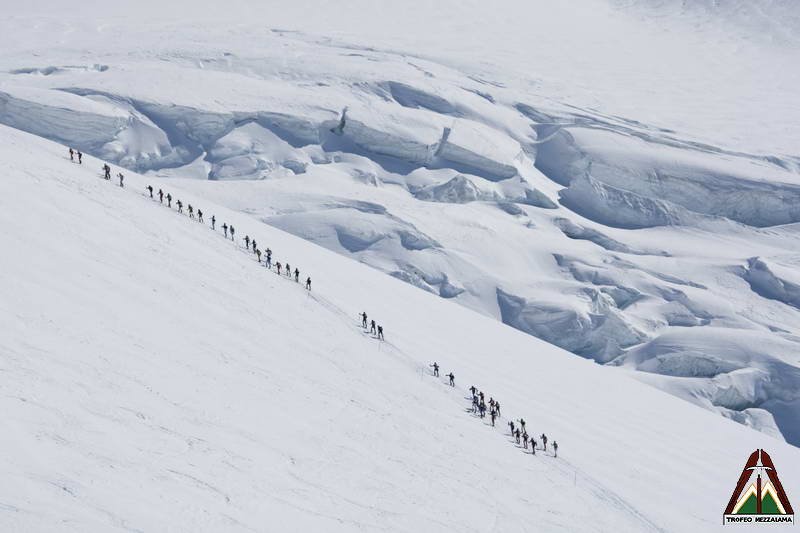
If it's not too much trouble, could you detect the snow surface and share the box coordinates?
[2,2,800,527]
[3,123,800,532]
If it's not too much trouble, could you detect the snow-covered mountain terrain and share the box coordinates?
[3,122,800,532]
[2,1,799,530]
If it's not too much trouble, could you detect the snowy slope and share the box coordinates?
[3,124,800,532]
[1,2,799,447]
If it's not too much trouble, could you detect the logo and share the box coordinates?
[724,449,794,525]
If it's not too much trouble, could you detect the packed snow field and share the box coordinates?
[3,123,800,532]
[2,1,800,529]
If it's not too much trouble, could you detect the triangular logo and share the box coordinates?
[724,449,794,525]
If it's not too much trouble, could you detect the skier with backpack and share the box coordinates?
[305,277,311,290]
[430,362,439,377]
[370,320,376,335]
[553,441,558,458]
[447,372,454,386]
[211,215,216,229]
[223,223,228,238]
[294,268,299,282]
[118,172,124,187]
[198,210,203,223]
[230,226,235,241]
[167,193,172,208]
[245,235,250,249]
[159,189,164,203]
[177,200,183,213]
[188,205,194,219]
[361,312,368,328]
[377,325,384,340]
[69,148,74,161]
[256,249,262,263]
[541,433,548,452]
[77,151,83,164]
[147,185,154,198]
[103,164,111,180]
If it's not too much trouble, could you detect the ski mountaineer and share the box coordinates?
[188,205,194,219]
[256,249,262,263]
[167,193,172,208]
[223,223,228,238]
[294,268,299,282]
[522,432,529,450]
[77,151,83,164]
[103,163,110,179]
[276,262,282,275]
[230,225,235,241]
[245,235,250,249]
[447,372,455,387]
[147,185,154,198]
[490,409,497,427]
[159,189,164,203]
[541,433,547,452]
[553,441,558,458]
[479,400,486,418]
[530,437,537,455]
[377,325,384,340]
[198,209,203,223]
[177,200,183,213]
[69,148,74,161]
[519,418,526,433]
[495,401,501,416]
[286,263,292,277]
[479,391,484,402]
[508,420,515,435]
[370,320,376,335]
[211,215,215,229]
[266,249,272,268]
[514,429,521,445]
[361,312,368,328]
[472,396,479,413]
[252,240,257,254]
[305,277,311,290]
[118,172,124,187]
[469,385,477,397]
[430,362,439,377]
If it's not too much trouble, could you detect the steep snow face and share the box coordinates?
[4,123,800,533]
[1,3,800,446]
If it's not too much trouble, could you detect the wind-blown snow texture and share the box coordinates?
[1,1,800,528]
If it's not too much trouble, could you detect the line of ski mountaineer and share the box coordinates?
[429,361,559,458]
[78,149,556,460]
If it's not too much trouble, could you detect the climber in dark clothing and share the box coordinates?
[223,223,228,238]
[447,372,454,386]
[479,400,486,418]
[361,312,368,328]
[514,429,521,445]
[479,391,484,402]
[245,235,250,248]
[276,262,282,275]
[211,215,216,229]
[77,151,83,164]
[305,277,311,290]
[370,320,376,334]
[509,420,515,435]
[198,210,203,223]
[294,268,299,282]
[177,200,183,213]
[102,164,110,179]
[252,240,257,254]
[541,434,548,452]
[188,205,194,219]
[266,249,272,268]
[495,401,501,416]
[230,226,235,241]
[118,172,124,187]
[531,437,537,455]
[522,432,529,450]
[256,249,262,263]
[490,409,497,427]
[553,441,558,458]
[69,148,74,161]
[519,418,526,433]
[159,189,164,203]
[286,263,291,277]
[469,385,477,397]
[430,362,439,377]
[166,193,172,208]
[147,185,154,198]
[377,325,384,340]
